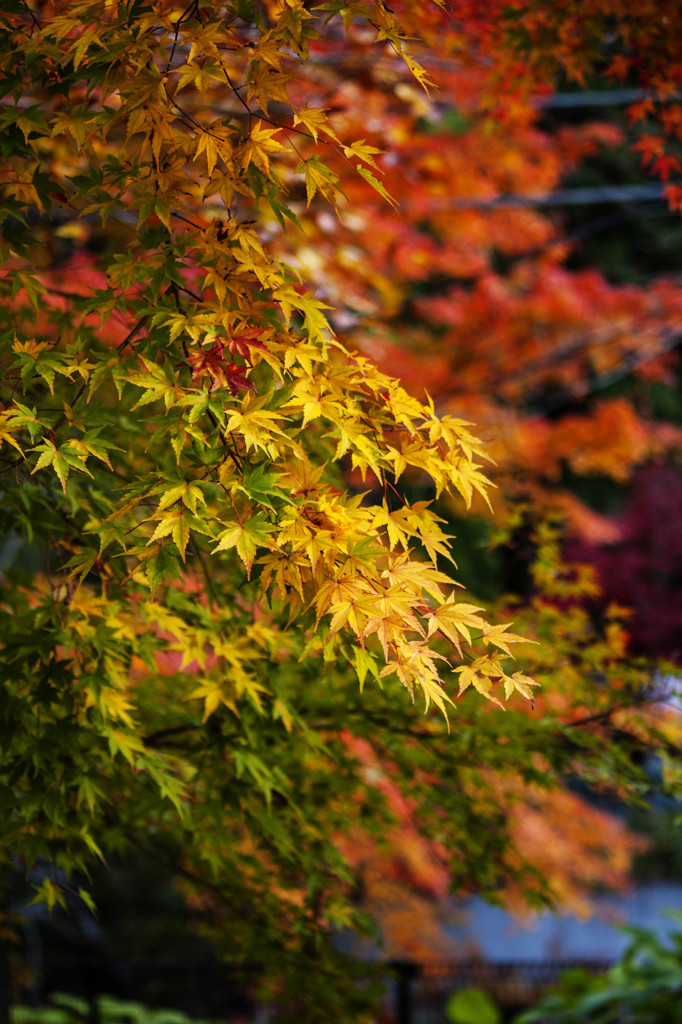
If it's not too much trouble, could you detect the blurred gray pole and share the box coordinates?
[392,961,418,1024]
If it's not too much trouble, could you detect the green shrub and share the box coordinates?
[516,914,682,1024]
[446,986,501,1024]
[12,995,212,1024]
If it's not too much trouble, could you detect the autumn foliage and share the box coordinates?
[2,1,682,1018]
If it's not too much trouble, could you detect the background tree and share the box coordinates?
[269,0,682,963]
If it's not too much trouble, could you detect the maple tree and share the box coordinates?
[3,1,682,1020]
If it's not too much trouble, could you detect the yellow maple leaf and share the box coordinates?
[293,105,338,143]
[428,596,488,651]
[241,120,287,176]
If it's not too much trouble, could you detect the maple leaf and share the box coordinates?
[0,412,24,454]
[371,502,415,551]
[186,343,255,394]
[428,596,488,652]
[342,139,383,169]
[479,623,533,657]
[293,105,338,143]
[633,133,665,167]
[175,59,222,96]
[357,588,425,658]
[665,184,682,211]
[381,552,453,602]
[352,647,380,689]
[252,30,289,69]
[314,574,377,630]
[192,122,233,177]
[166,481,207,513]
[606,54,631,82]
[224,326,268,362]
[503,671,540,701]
[212,514,275,578]
[379,640,452,712]
[145,507,197,561]
[225,396,293,454]
[455,664,503,707]
[405,503,457,564]
[127,358,183,411]
[651,154,681,182]
[186,679,237,722]
[403,55,436,93]
[31,438,92,491]
[297,155,342,207]
[356,165,398,209]
[240,120,287,176]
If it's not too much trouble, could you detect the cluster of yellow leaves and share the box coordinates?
[119,348,536,713]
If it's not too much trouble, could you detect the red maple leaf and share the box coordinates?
[186,343,255,394]
[224,326,267,363]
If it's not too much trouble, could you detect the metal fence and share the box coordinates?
[10,953,612,1024]
[390,959,611,1023]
